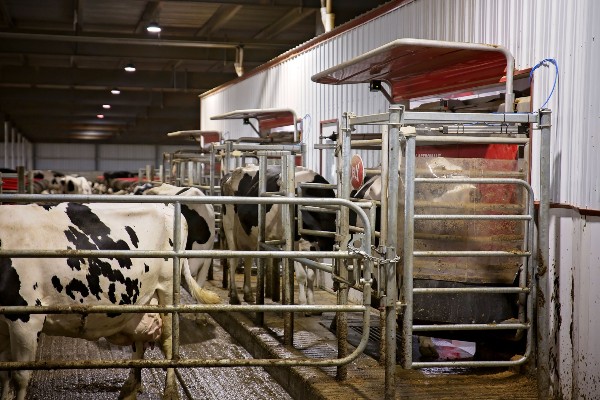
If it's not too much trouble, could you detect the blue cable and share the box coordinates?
[529,58,559,109]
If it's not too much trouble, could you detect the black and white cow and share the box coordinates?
[143,183,215,289]
[221,165,336,307]
[0,202,220,400]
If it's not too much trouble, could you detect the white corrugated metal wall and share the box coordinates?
[30,143,197,173]
[199,0,600,398]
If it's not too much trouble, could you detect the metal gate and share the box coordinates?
[312,38,552,399]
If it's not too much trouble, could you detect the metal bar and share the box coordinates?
[281,153,294,346]
[296,228,336,238]
[537,108,553,397]
[172,202,182,360]
[411,358,527,369]
[298,182,337,190]
[348,111,538,126]
[0,32,287,50]
[414,214,532,220]
[0,249,357,259]
[412,287,530,294]
[256,155,267,326]
[413,323,529,331]
[415,136,529,145]
[336,113,352,381]
[1,304,366,315]
[385,106,402,399]
[401,126,416,372]
[232,143,303,153]
[413,250,530,257]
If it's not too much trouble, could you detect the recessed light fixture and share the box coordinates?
[146,21,161,33]
[111,87,120,95]
[124,63,136,72]
[97,114,105,119]
[102,104,111,109]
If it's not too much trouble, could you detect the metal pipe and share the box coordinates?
[256,155,267,326]
[1,303,366,315]
[0,32,286,50]
[172,202,182,360]
[281,153,294,345]
[413,323,529,331]
[413,287,530,294]
[401,129,416,372]
[385,106,401,399]
[537,109,553,397]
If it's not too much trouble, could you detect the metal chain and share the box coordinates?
[347,242,402,265]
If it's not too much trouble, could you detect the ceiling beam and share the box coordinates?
[253,7,317,40]
[0,0,13,28]
[134,1,162,34]
[0,31,292,50]
[195,4,243,37]
[0,66,234,92]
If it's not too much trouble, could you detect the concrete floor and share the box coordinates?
[206,264,539,400]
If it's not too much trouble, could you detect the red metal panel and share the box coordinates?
[312,39,510,101]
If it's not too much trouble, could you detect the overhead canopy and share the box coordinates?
[210,108,298,138]
[166,130,221,146]
[311,38,515,104]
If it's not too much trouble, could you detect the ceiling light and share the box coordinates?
[102,104,111,109]
[124,63,136,72]
[110,87,120,95]
[97,114,105,119]
[146,21,161,33]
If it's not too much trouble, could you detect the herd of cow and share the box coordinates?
[0,164,340,399]
[1,158,492,399]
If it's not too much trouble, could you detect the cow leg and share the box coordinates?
[7,316,44,400]
[118,342,145,400]
[242,257,255,303]
[418,336,439,359]
[161,314,179,400]
[228,256,241,304]
[0,322,11,400]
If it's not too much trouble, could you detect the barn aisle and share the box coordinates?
[27,290,292,400]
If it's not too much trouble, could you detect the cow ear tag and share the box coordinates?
[350,154,365,190]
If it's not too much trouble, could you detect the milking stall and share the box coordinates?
[0,1,599,399]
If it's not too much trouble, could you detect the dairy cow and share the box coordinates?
[221,165,336,307]
[143,183,215,288]
[0,202,220,400]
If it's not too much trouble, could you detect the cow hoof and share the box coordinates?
[161,388,180,400]
[229,296,241,305]
[304,311,322,317]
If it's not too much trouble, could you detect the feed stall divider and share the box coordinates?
[0,192,374,395]
[210,108,345,345]
[312,38,551,399]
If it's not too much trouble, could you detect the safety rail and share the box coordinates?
[334,106,550,399]
[402,175,535,369]
[0,193,373,374]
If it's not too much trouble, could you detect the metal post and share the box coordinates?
[256,155,267,326]
[385,105,402,400]
[537,109,553,398]
[3,121,8,168]
[17,166,25,194]
[172,202,182,360]
[336,114,352,380]
[401,132,416,369]
[281,153,295,345]
[11,126,16,169]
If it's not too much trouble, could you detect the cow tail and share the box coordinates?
[181,259,221,304]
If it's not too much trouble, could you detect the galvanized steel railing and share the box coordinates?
[0,193,373,373]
